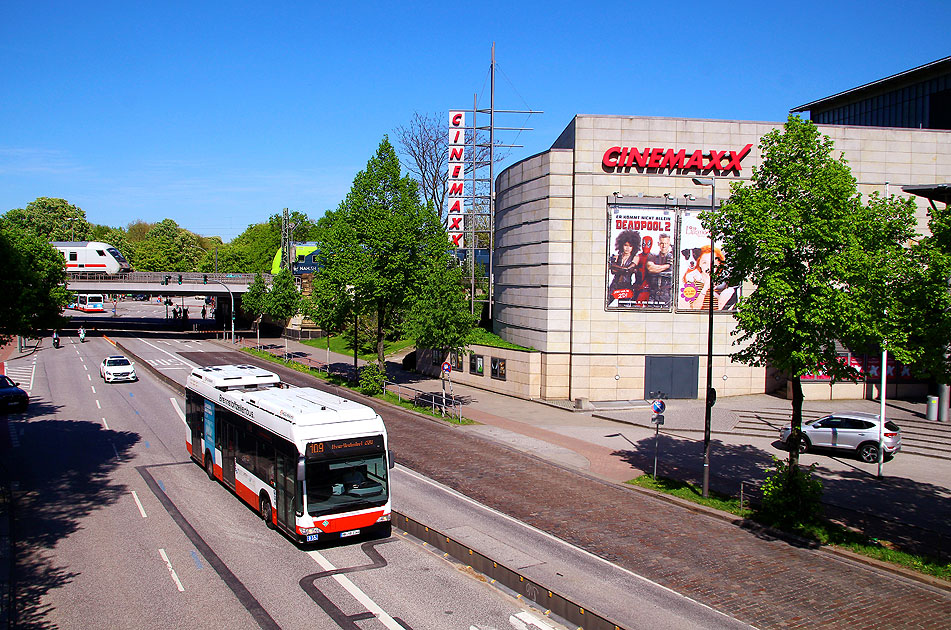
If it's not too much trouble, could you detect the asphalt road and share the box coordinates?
[6,337,582,630]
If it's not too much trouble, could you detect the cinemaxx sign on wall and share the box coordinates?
[602,144,753,173]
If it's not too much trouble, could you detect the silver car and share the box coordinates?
[779,411,901,463]
[100,355,138,383]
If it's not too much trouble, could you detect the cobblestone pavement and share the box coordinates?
[197,349,951,630]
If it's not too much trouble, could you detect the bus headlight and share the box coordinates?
[299,527,321,535]
[376,514,390,523]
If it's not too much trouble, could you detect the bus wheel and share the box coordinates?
[260,495,274,529]
[205,452,215,481]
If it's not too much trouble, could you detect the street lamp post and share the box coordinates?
[205,277,235,344]
[692,177,716,498]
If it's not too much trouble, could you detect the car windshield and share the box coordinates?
[107,358,131,367]
[0,376,14,387]
[305,454,388,517]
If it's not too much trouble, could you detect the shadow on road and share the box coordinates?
[610,432,951,559]
[1,408,139,629]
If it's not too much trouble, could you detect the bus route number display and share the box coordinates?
[306,435,384,461]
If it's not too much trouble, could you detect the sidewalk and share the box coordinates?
[237,335,951,552]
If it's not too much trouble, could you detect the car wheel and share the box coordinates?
[205,452,215,480]
[260,495,274,529]
[858,442,880,464]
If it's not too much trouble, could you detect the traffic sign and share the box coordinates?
[441,361,452,374]
[651,399,666,415]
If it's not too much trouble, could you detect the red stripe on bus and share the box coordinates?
[315,510,385,533]
[235,478,259,509]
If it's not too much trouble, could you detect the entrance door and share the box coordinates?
[221,423,237,488]
[275,451,296,531]
[644,356,699,399]
[190,421,202,463]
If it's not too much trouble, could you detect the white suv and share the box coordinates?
[779,411,901,463]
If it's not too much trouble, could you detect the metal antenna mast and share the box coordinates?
[452,43,541,320]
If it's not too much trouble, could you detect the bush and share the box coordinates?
[756,457,823,529]
[359,363,386,396]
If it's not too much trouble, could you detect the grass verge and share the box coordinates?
[240,347,474,426]
[628,474,950,581]
[299,335,416,362]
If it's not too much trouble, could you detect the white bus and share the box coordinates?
[69,293,105,312]
[185,364,392,543]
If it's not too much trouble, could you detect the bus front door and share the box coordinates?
[221,423,237,489]
[275,452,296,531]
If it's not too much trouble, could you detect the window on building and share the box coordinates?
[491,357,506,381]
[449,351,462,371]
[469,354,484,376]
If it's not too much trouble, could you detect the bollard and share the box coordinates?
[926,395,938,421]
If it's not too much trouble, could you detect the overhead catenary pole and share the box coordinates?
[471,93,478,315]
[488,42,496,320]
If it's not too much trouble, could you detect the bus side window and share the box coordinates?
[256,440,275,486]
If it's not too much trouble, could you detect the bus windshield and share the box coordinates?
[305,454,388,517]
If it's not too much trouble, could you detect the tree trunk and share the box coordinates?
[789,374,804,468]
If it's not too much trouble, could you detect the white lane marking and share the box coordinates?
[509,611,557,630]
[83,364,88,371]
[112,442,120,459]
[170,398,187,427]
[131,491,147,518]
[307,550,403,630]
[137,338,200,369]
[398,466,736,620]
[91,386,96,394]
[96,400,101,409]
[87,374,91,381]
[80,357,84,362]
[159,549,185,591]
[102,417,110,430]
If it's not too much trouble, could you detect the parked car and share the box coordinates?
[0,375,28,413]
[132,294,148,301]
[100,356,138,383]
[779,411,901,463]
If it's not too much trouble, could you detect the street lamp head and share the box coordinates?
[683,194,695,201]
[663,193,673,200]
[692,177,714,187]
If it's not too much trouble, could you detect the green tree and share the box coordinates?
[0,221,71,340]
[241,273,268,347]
[709,115,918,467]
[403,245,477,357]
[133,219,205,271]
[3,197,91,241]
[316,137,446,366]
[264,269,300,322]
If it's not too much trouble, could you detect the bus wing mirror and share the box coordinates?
[388,449,395,470]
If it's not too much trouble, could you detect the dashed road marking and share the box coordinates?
[159,549,185,592]
[131,491,147,518]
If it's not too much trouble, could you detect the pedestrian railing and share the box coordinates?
[238,341,465,422]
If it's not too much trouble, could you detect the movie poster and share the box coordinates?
[605,206,676,310]
[676,211,741,311]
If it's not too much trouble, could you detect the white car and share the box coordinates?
[100,356,137,383]
[779,411,901,463]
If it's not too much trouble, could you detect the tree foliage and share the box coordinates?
[241,273,268,320]
[3,197,91,241]
[0,221,71,340]
[709,115,924,466]
[263,269,300,322]
[315,137,465,366]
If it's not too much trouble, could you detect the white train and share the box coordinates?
[51,241,133,274]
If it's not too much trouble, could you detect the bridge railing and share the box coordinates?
[66,271,271,284]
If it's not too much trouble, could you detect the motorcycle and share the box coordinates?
[52,335,60,349]
[79,328,86,343]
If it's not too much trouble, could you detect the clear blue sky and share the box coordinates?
[2,1,948,242]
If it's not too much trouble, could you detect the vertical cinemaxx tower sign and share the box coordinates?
[601,144,752,172]
[447,111,466,248]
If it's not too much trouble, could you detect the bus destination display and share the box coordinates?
[306,436,384,460]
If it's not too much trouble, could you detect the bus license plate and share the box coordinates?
[306,534,320,542]
[340,529,360,538]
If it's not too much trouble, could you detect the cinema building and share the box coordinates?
[427,58,951,403]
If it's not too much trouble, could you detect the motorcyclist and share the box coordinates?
[79,326,86,343]
[52,330,60,348]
